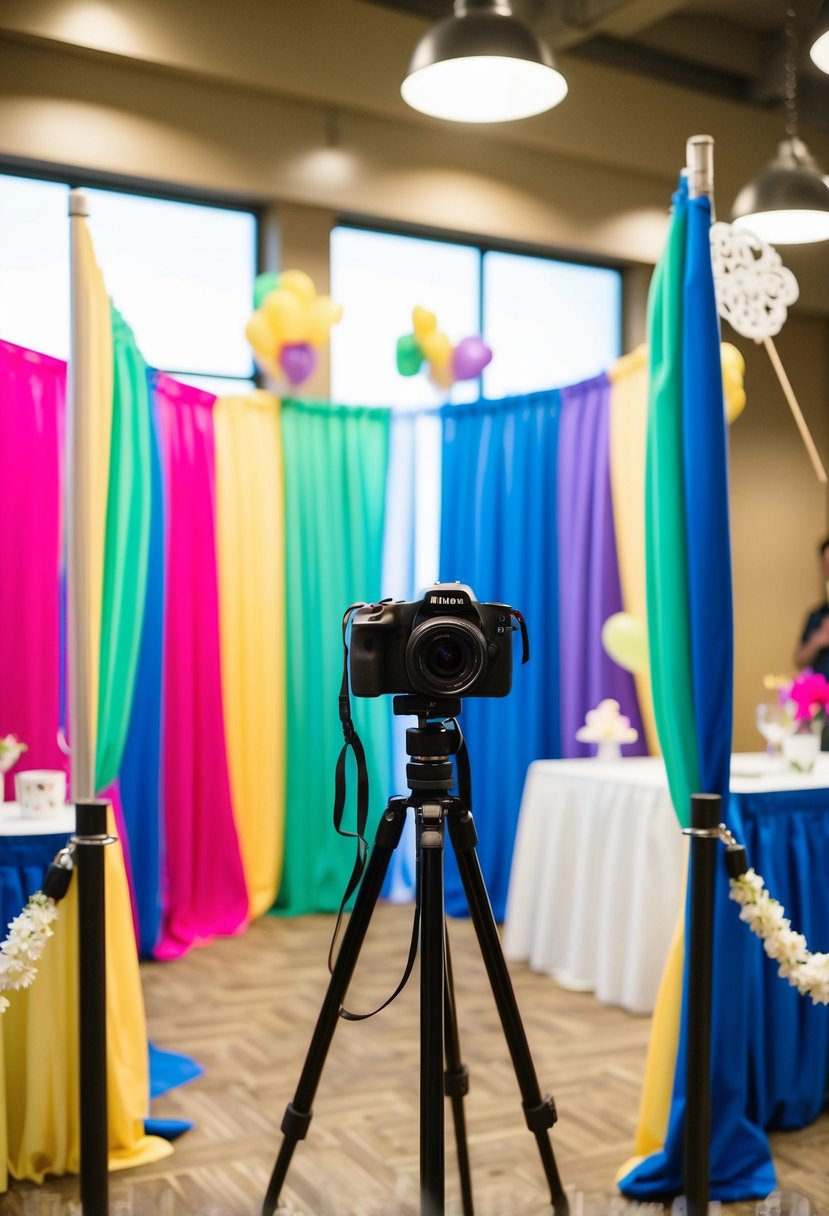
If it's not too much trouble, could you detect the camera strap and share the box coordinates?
[329,604,421,1021]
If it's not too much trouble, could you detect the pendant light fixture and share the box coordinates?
[732,2,829,244]
[400,0,568,124]
[809,0,829,73]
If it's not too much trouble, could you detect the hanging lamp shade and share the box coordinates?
[401,0,568,123]
[809,0,829,73]
[732,137,829,244]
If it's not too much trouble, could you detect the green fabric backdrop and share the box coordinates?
[644,189,701,827]
[95,307,152,791]
[276,400,392,915]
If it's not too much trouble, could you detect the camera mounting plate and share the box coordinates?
[392,694,462,720]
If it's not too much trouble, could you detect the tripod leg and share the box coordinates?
[419,803,445,1216]
[447,802,569,1216]
[443,928,474,1216]
[262,799,408,1216]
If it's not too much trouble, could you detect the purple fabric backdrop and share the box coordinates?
[0,341,68,786]
[151,374,248,959]
[557,374,647,757]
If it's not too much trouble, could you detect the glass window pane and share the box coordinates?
[175,373,256,399]
[330,227,481,407]
[0,175,70,359]
[482,252,622,396]
[85,189,256,378]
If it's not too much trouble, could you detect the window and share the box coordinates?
[330,223,622,406]
[0,173,257,395]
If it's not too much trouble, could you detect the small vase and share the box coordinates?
[782,721,821,774]
[596,740,622,763]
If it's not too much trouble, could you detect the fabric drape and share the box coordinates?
[118,383,166,956]
[620,183,774,1200]
[276,400,392,916]
[151,374,248,958]
[438,391,563,920]
[67,215,113,799]
[557,375,648,759]
[214,391,286,918]
[95,307,152,792]
[608,347,659,754]
[1,807,172,1186]
[0,341,66,778]
[642,183,700,827]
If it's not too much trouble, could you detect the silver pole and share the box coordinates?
[67,189,94,802]
[686,134,715,203]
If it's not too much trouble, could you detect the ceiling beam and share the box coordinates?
[542,0,693,48]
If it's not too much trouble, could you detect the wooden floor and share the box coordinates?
[2,905,827,1214]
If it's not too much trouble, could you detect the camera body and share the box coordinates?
[349,583,521,699]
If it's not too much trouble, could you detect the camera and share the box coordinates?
[348,583,528,699]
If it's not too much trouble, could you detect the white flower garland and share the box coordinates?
[729,870,829,1005]
[0,891,59,1013]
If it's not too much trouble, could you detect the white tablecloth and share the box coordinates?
[502,753,829,1015]
[0,801,74,836]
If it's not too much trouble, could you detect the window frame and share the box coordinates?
[0,156,263,388]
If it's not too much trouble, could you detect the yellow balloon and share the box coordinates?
[254,353,280,381]
[721,341,746,425]
[263,288,306,344]
[413,306,437,343]
[601,613,649,674]
[277,269,317,307]
[306,296,344,347]
[421,331,452,370]
[430,361,455,390]
[245,310,278,360]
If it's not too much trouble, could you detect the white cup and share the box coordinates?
[14,770,67,818]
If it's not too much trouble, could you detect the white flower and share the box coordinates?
[575,699,639,744]
[730,872,829,1006]
[0,892,59,1011]
[0,733,27,774]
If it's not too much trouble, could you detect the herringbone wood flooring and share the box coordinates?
[2,906,827,1214]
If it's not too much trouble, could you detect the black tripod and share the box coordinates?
[262,696,568,1216]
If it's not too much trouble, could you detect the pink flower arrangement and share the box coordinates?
[784,670,829,723]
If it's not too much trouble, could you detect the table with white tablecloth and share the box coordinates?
[503,753,829,1016]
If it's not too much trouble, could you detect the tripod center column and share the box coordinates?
[418,800,445,1216]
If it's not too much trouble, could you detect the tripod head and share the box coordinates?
[393,695,463,794]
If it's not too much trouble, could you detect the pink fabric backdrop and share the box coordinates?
[0,341,67,783]
[151,374,248,959]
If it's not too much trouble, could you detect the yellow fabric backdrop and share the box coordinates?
[214,392,286,917]
[608,347,659,755]
[69,219,114,792]
[0,809,171,1189]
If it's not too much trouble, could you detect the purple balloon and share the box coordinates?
[451,335,493,381]
[279,342,317,386]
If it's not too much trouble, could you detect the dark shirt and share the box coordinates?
[801,602,829,680]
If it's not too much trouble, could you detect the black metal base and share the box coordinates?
[261,792,568,1216]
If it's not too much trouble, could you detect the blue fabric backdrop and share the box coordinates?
[438,390,562,920]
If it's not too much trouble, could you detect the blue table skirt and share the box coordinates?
[0,828,200,1139]
[731,786,829,1130]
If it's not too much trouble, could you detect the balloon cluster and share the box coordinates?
[245,271,343,387]
[396,307,492,390]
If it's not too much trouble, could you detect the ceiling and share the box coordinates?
[363,0,829,129]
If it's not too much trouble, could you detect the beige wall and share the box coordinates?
[1,1,828,755]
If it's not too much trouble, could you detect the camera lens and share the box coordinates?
[405,617,487,696]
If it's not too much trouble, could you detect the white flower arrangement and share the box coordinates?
[0,732,27,773]
[576,699,639,745]
[0,891,59,1013]
[729,869,829,1005]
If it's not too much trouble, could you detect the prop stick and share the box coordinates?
[710,221,827,483]
[762,335,827,484]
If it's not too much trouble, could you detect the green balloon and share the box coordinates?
[396,333,424,377]
[253,272,279,309]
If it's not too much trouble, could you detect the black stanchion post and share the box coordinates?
[684,792,721,1216]
[75,799,113,1216]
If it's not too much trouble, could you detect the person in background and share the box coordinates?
[795,536,829,750]
[795,536,829,681]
